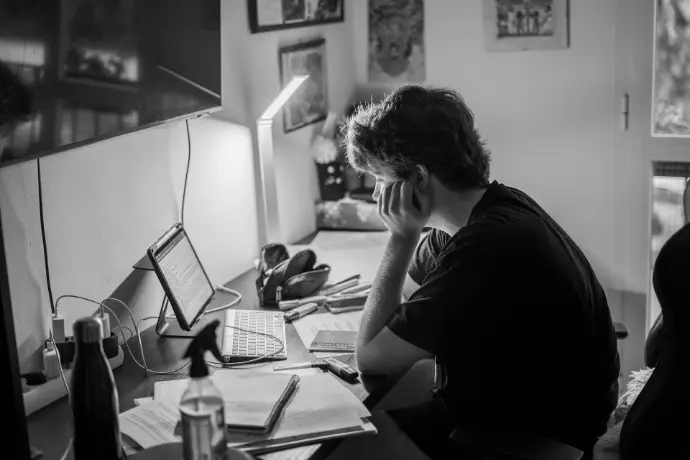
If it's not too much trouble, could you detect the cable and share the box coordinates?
[56,292,283,374]
[205,285,242,313]
[50,329,72,460]
[181,118,192,227]
[36,158,55,314]
[55,294,190,375]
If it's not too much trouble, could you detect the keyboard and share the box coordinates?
[221,309,287,362]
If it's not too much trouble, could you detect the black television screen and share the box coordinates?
[0,0,221,168]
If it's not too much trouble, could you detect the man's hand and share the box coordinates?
[378,181,431,240]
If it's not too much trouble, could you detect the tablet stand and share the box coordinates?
[156,296,204,338]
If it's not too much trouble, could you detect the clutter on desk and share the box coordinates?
[154,371,299,434]
[255,243,331,308]
[70,316,125,460]
[274,357,359,381]
[283,302,320,322]
[119,373,373,456]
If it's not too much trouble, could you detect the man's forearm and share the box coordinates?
[357,234,418,348]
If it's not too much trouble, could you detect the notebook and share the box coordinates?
[153,371,299,433]
[309,330,357,353]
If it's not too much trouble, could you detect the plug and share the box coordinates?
[51,315,65,343]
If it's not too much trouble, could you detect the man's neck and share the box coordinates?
[430,186,488,237]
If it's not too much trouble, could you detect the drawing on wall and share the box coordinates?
[483,0,569,52]
[652,0,690,137]
[368,0,425,84]
[278,38,328,133]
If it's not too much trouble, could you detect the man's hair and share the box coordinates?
[342,85,490,191]
[0,61,34,128]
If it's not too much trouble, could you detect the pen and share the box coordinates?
[333,282,373,297]
[283,302,319,322]
[319,277,360,297]
[278,295,327,311]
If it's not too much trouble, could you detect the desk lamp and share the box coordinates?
[256,75,309,247]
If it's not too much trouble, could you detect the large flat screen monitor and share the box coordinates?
[0,0,221,168]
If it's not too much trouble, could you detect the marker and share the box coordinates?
[278,295,326,311]
[319,277,361,296]
[283,302,319,322]
[333,282,372,297]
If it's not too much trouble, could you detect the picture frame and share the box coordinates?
[651,0,690,138]
[248,0,344,34]
[278,38,328,133]
[483,0,569,53]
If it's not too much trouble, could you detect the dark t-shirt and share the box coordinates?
[388,181,620,449]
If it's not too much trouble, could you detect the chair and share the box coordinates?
[618,223,690,460]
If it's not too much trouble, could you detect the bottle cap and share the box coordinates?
[73,317,104,344]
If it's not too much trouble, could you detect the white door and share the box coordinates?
[614,0,690,337]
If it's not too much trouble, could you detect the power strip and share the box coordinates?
[23,345,125,416]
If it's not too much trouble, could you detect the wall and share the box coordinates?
[352,0,621,288]
[350,0,653,383]
[1,0,357,373]
[222,0,357,244]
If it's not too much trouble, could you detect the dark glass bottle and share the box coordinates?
[71,317,125,460]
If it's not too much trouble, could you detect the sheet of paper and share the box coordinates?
[151,373,369,450]
[119,400,180,449]
[291,311,362,358]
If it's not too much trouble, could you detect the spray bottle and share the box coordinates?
[180,319,254,460]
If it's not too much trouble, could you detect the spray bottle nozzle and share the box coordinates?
[184,319,224,378]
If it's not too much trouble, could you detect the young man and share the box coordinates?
[342,86,620,458]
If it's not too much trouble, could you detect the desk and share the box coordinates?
[26,231,404,460]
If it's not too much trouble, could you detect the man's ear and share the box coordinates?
[412,165,431,192]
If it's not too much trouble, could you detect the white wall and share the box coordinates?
[1,0,357,373]
[0,117,258,372]
[222,0,357,244]
[351,0,622,288]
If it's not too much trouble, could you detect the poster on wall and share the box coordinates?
[483,0,569,52]
[278,38,328,133]
[652,0,690,137]
[368,0,425,84]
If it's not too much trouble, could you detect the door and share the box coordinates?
[613,0,690,379]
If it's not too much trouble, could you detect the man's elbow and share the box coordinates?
[355,346,391,376]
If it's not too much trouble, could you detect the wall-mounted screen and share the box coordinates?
[0,0,221,167]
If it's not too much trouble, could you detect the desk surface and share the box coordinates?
[27,231,396,460]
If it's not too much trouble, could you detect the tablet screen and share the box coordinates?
[153,227,214,326]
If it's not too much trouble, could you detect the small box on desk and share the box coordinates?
[316,199,386,231]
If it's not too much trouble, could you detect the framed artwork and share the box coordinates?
[483,0,569,52]
[278,38,328,133]
[368,0,425,83]
[652,0,690,137]
[248,0,344,34]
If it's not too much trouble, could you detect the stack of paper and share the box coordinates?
[119,372,374,456]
